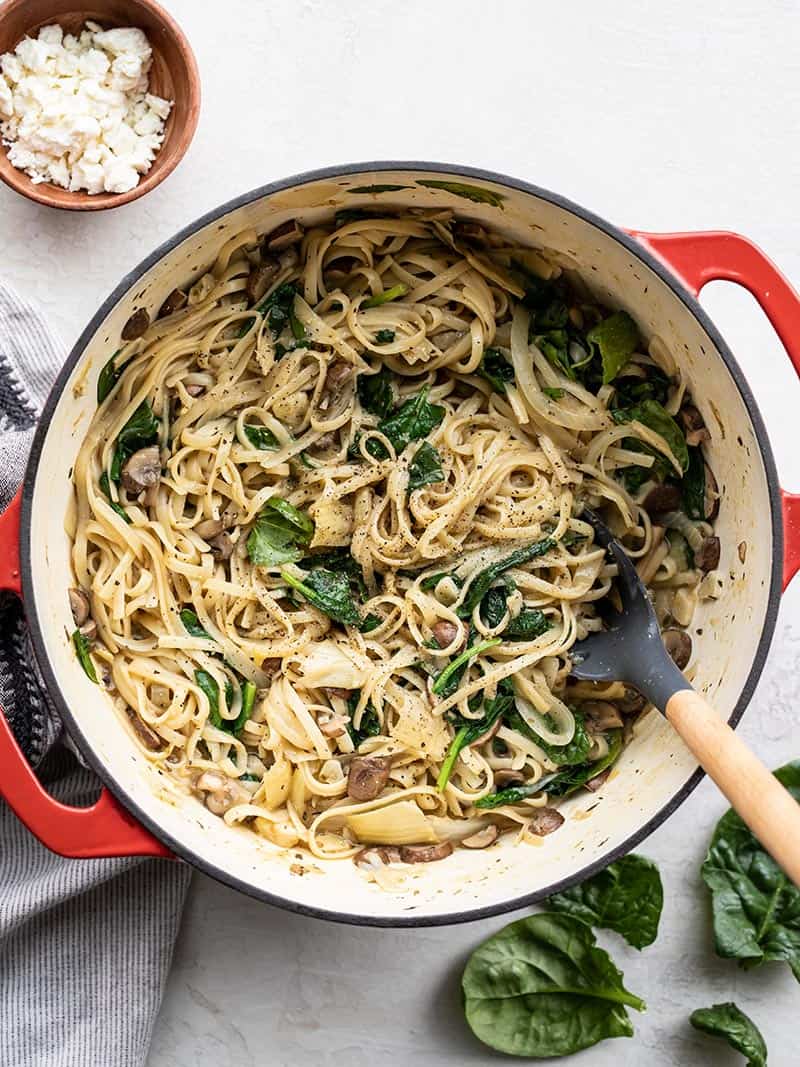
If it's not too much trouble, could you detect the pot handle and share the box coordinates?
[630,229,800,590]
[0,487,171,859]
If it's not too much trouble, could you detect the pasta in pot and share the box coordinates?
[67,210,720,868]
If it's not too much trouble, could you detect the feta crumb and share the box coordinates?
[0,22,173,195]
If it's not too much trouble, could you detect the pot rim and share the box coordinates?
[20,160,784,927]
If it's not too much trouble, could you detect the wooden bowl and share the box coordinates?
[0,0,200,210]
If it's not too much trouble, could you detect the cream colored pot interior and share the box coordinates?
[27,168,776,922]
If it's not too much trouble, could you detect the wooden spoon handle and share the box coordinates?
[665,689,800,886]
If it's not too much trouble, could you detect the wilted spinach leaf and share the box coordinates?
[243,424,280,450]
[417,179,505,207]
[247,498,314,568]
[346,691,382,746]
[99,471,131,523]
[97,349,133,404]
[506,708,591,766]
[360,385,445,460]
[505,608,551,640]
[458,537,555,618]
[546,729,623,798]
[374,329,396,344]
[363,283,407,308]
[437,681,516,790]
[72,629,98,683]
[612,399,689,474]
[281,567,371,629]
[408,441,444,492]
[180,609,213,640]
[701,759,800,981]
[462,913,645,1058]
[357,364,395,418]
[109,400,159,483]
[586,310,639,384]
[548,854,663,949]
[195,669,235,730]
[476,348,515,393]
[690,1003,767,1067]
[683,445,706,519]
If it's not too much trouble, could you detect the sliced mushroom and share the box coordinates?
[452,220,485,242]
[704,463,720,520]
[585,769,612,793]
[354,845,402,866]
[124,705,162,751]
[262,658,282,676]
[461,825,499,849]
[69,588,91,627]
[432,329,464,351]
[679,405,710,447]
[185,383,205,398]
[619,686,647,714]
[120,445,160,494]
[266,219,304,252]
[195,517,224,540]
[469,717,503,748]
[582,701,624,733]
[121,307,150,340]
[642,484,681,516]
[399,841,454,864]
[695,535,721,573]
[324,360,352,393]
[78,618,98,642]
[319,715,349,738]
[326,687,352,700]
[663,628,692,669]
[193,770,250,815]
[494,769,525,789]
[347,755,392,801]
[208,531,234,560]
[246,256,280,303]
[278,246,300,271]
[431,620,464,649]
[158,289,187,318]
[528,807,565,836]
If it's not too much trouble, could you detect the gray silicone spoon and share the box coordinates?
[570,510,800,886]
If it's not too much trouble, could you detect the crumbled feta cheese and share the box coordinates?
[0,22,172,195]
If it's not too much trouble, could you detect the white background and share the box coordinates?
[3,1,800,1063]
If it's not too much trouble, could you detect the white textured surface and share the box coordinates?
[3,0,800,1062]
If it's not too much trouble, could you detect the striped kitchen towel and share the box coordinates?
[0,281,191,1067]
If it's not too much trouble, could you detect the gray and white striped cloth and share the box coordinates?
[0,281,191,1067]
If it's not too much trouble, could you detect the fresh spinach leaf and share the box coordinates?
[586,311,639,384]
[408,441,444,492]
[690,1003,767,1067]
[357,365,395,418]
[701,759,800,981]
[99,471,131,523]
[462,912,645,1058]
[546,729,624,798]
[72,629,98,683]
[374,329,396,344]
[476,348,515,393]
[247,498,314,568]
[458,537,555,619]
[180,609,213,641]
[612,399,689,474]
[244,424,280,450]
[417,179,506,208]
[97,349,133,404]
[548,854,663,949]
[110,400,159,483]
[362,283,407,309]
[346,691,382,746]
[281,567,371,629]
[683,445,706,520]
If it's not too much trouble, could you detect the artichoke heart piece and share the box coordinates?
[346,799,439,845]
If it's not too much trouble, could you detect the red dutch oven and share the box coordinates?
[1,163,799,926]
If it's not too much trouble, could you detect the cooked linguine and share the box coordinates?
[68,210,720,868]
